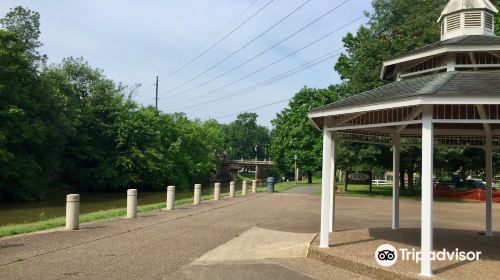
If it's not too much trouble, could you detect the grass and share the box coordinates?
[0,192,239,238]
[313,183,422,199]
[312,181,474,203]
[256,178,320,193]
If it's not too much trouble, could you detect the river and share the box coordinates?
[0,184,232,227]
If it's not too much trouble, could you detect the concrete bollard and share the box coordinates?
[66,194,80,230]
[242,180,248,196]
[194,184,201,205]
[214,183,221,201]
[127,189,137,218]
[166,186,175,210]
[252,180,257,194]
[229,181,235,198]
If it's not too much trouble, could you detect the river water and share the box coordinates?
[0,184,232,227]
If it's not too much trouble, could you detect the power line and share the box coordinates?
[161,0,314,95]
[159,0,275,83]
[165,15,362,110]
[214,98,290,120]
[177,49,342,112]
[164,0,351,98]
[164,0,314,97]
[190,49,342,112]
[157,0,259,79]
[170,47,343,113]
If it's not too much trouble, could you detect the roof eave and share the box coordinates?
[308,96,500,120]
[383,44,500,67]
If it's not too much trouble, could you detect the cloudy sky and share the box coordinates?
[0,0,372,126]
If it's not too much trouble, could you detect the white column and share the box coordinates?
[166,186,175,210]
[66,194,80,230]
[214,183,221,200]
[485,136,493,236]
[329,132,337,233]
[320,128,333,248]
[127,189,137,218]
[242,180,248,196]
[392,133,400,229]
[229,181,235,198]
[193,184,201,205]
[421,105,434,277]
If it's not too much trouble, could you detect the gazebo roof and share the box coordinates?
[310,70,500,116]
[308,0,500,148]
[386,35,500,62]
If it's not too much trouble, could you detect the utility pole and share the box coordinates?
[294,155,298,186]
[155,76,159,109]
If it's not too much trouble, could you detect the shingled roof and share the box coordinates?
[309,70,500,114]
[387,35,500,61]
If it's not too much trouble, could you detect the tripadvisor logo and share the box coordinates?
[375,244,481,267]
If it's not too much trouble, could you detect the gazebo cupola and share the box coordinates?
[439,0,498,40]
[308,0,500,277]
[381,0,500,82]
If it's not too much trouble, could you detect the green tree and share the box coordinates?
[270,86,342,183]
[0,29,70,200]
[222,113,270,160]
[335,0,447,95]
[0,6,45,66]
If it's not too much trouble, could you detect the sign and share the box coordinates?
[346,171,372,185]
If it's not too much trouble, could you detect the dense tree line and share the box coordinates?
[0,7,270,201]
[222,113,270,160]
[270,0,500,188]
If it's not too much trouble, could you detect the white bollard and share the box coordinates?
[194,184,201,205]
[230,181,235,198]
[242,180,248,196]
[166,186,175,210]
[66,194,80,230]
[214,183,221,201]
[127,189,137,218]
[252,180,257,194]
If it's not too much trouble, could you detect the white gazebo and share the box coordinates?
[308,0,500,276]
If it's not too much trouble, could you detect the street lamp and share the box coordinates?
[254,145,258,161]
[294,155,298,186]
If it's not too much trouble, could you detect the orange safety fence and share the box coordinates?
[434,188,500,203]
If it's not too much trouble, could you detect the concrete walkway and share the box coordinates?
[283,184,320,195]
[0,189,498,279]
[0,192,363,280]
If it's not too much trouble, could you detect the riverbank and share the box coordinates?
[0,181,299,238]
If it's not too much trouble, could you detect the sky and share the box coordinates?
[0,0,373,127]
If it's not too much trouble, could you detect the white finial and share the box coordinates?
[439,0,498,40]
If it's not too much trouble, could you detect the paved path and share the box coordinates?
[0,189,498,279]
[0,192,363,280]
[283,184,320,195]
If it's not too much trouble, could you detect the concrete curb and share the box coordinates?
[307,235,416,280]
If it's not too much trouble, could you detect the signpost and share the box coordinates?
[345,171,373,192]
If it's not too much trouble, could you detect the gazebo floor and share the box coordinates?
[308,228,500,279]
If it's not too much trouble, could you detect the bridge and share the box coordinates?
[217,159,277,181]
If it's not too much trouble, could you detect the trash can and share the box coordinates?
[267,177,275,193]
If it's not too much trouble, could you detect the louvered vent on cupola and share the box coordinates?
[464,12,482,28]
[446,14,461,32]
[485,12,494,30]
